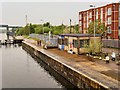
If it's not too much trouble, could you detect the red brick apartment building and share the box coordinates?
[79,2,120,39]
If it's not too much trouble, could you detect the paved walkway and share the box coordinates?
[23,39,120,89]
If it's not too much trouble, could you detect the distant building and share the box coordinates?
[58,34,102,54]
[79,3,120,39]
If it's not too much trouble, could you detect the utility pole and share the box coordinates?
[70,19,72,33]
[74,22,76,33]
[25,15,28,25]
[113,4,115,39]
[90,4,96,53]
[62,21,64,34]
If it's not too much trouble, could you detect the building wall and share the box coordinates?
[64,36,101,54]
[79,3,120,39]
[64,36,69,51]
[119,4,120,38]
[79,37,101,54]
[66,36,77,53]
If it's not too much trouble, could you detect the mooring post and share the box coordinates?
[6,26,9,40]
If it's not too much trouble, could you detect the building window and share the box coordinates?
[89,12,92,18]
[119,26,120,37]
[119,18,120,26]
[107,26,112,34]
[108,8,111,15]
[58,38,64,45]
[79,27,82,31]
[73,40,78,48]
[87,12,89,28]
[84,23,86,28]
[79,21,82,26]
[87,12,89,20]
[101,8,103,21]
[89,20,92,24]
[84,16,86,21]
[108,17,111,24]
[96,9,98,19]
[80,39,89,48]
[79,14,82,20]
[64,38,68,46]
[119,5,120,16]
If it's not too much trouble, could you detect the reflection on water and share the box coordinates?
[2,44,78,89]
[0,33,13,41]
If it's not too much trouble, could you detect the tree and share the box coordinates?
[34,25,43,34]
[43,22,50,27]
[84,38,102,55]
[88,20,106,34]
[29,23,35,34]
[44,27,51,33]
[74,24,79,34]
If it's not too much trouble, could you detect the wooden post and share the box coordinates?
[6,26,9,40]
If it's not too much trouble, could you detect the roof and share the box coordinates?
[59,34,102,37]
[79,3,119,13]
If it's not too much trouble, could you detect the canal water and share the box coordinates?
[0,33,78,89]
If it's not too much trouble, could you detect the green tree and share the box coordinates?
[34,25,43,34]
[88,20,106,34]
[29,23,35,34]
[74,24,79,34]
[43,22,50,27]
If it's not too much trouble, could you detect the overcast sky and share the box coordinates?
[0,0,118,26]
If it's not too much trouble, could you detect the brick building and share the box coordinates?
[79,3,120,39]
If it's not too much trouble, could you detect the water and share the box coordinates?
[1,33,77,89]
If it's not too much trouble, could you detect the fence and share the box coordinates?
[102,39,120,49]
[29,34,58,47]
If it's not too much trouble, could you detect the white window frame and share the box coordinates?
[107,26,112,34]
[84,16,86,21]
[107,17,111,24]
[101,8,103,21]
[79,21,82,26]
[107,8,112,15]
[89,20,92,24]
[96,9,98,19]
[119,5,120,26]
[79,14,82,20]
[84,23,86,28]
[79,27,82,31]
[87,12,89,28]
[89,12,92,18]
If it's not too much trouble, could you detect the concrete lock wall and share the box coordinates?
[22,42,107,89]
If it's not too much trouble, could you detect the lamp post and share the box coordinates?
[90,4,96,53]
[70,19,72,33]
[40,19,44,34]
[90,5,96,39]
[40,19,45,43]
[62,21,64,34]
[113,4,115,39]
[74,22,76,33]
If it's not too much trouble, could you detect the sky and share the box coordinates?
[0,0,119,26]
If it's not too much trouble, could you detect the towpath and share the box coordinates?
[24,39,120,89]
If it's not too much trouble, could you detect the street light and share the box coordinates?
[90,4,96,53]
[70,19,72,33]
[62,21,64,34]
[113,4,115,39]
[74,22,76,33]
[90,5,96,38]
[40,19,45,43]
[40,19,44,34]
